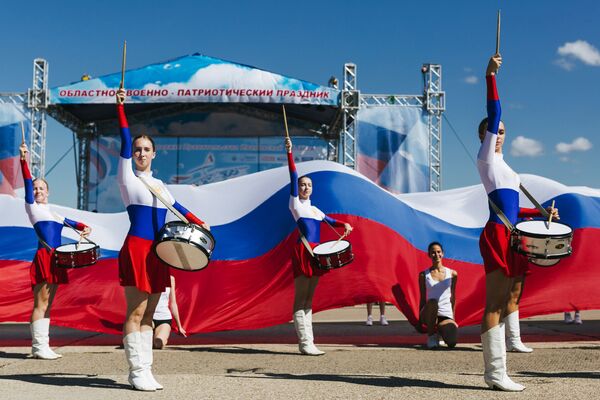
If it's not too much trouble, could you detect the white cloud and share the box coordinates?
[560,156,570,162]
[510,136,544,157]
[557,40,600,66]
[555,137,593,153]
[554,58,575,71]
[464,75,478,84]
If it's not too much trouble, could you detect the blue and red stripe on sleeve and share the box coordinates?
[173,201,205,226]
[287,151,298,197]
[323,215,346,227]
[20,159,34,204]
[117,104,132,159]
[486,75,501,135]
[64,218,88,231]
[518,207,542,219]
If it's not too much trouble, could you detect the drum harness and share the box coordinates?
[298,213,347,259]
[487,184,551,234]
[30,211,92,252]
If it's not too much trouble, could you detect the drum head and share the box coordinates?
[313,240,350,255]
[55,242,97,253]
[515,220,572,237]
[155,240,209,271]
[530,258,561,267]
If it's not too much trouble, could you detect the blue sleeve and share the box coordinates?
[117,104,132,158]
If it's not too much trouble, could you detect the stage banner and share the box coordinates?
[50,54,339,106]
[357,106,429,193]
[0,103,30,196]
[88,136,328,212]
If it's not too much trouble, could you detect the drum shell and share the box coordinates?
[54,243,100,269]
[154,221,216,271]
[313,240,354,270]
[511,221,573,267]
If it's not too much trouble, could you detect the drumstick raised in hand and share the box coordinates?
[547,200,555,229]
[20,121,26,144]
[496,10,501,55]
[120,40,127,89]
[282,105,290,139]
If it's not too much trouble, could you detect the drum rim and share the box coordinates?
[153,237,211,272]
[513,220,573,239]
[313,240,351,256]
[529,257,562,267]
[55,242,99,253]
[159,221,217,247]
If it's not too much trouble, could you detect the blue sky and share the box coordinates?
[1,0,598,207]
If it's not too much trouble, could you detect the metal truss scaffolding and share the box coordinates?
[0,59,48,181]
[26,59,49,179]
[340,63,445,191]
[11,58,443,210]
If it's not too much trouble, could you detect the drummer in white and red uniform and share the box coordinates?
[477,54,558,392]
[116,88,208,392]
[19,143,91,360]
[285,136,353,356]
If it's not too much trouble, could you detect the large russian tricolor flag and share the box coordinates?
[0,161,598,335]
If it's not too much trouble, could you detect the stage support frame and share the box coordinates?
[9,57,444,210]
[344,63,445,191]
[26,59,49,179]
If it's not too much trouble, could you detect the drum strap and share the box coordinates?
[299,233,315,257]
[519,184,551,218]
[138,176,190,224]
[487,197,515,232]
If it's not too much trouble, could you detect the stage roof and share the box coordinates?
[48,53,341,130]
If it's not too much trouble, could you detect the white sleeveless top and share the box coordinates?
[153,288,172,320]
[424,267,455,319]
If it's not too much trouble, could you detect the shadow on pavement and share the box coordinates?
[233,372,486,390]
[0,373,129,389]
[170,345,298,356]
[0,351,30,360]
[518,371,600,380]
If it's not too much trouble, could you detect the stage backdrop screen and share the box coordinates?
[88,135,328,212]
[357,106,429,194]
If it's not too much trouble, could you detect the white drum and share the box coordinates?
[154,221,216,271]
[312,240,354,270]
[511,220,573,267]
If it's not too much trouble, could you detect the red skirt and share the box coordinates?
[30,248,68,287]
[119,235,170,294]
[291,241,329,278]
[479,222,529,278]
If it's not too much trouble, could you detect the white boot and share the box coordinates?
[123,332,156,391]
[482,324,525,392]
[140,330,163,390]
[31,318,61,360]
[505,311,533,353]
[293,310,323,356]
[303,309,325,356]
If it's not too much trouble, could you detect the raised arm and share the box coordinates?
[285,137,298,198]
[116,89,135,185]
[19,144,34,204]
[477,55,502,163]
